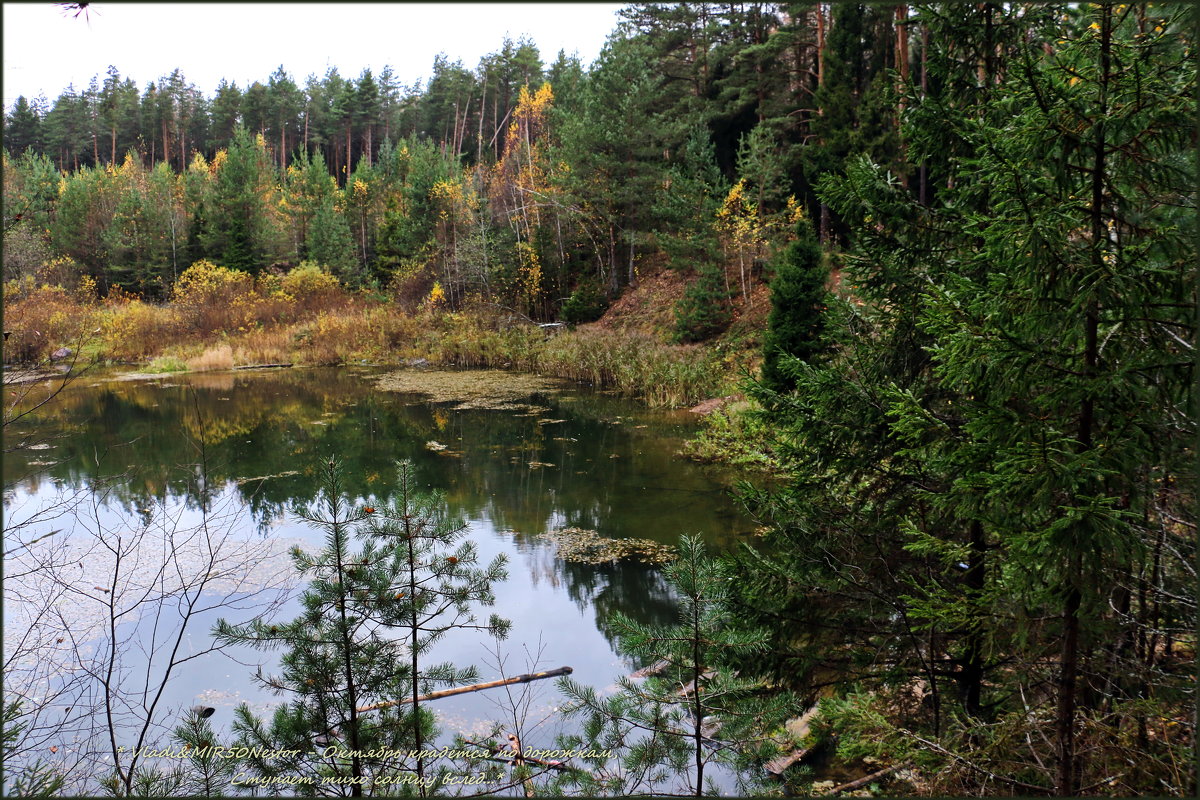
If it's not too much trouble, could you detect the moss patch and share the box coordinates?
[539,527,676,565]
[376,367,569,411]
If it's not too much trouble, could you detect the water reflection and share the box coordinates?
[4,366,753,665]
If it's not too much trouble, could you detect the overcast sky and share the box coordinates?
[2,2,626,110]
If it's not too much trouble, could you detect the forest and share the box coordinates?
[2,2,1195,797]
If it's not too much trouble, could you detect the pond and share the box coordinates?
[3,366,758,792]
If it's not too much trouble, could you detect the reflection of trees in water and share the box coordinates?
[6,368,750,651]
[5,370,430,524]
[563,559,678,660]
[517,538,678,655]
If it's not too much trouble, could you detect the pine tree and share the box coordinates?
[653,127,725,274]
[555,535,791,797]
[360,460,510,795]
[169,708,236,797]
[555,35,667,294]
[214,458,508,796]
[2,701,65,797]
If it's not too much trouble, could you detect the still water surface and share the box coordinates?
[3,366,755,781]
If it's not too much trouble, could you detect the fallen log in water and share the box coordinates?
[233,362,293,370]
[764,705,821,776]
[356,666,572,713]
[2,367,70,385]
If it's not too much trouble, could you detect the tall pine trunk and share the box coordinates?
[919,22,929,205]
[816,2,829,241]
[404,511,428,798]
[332,510,365,797]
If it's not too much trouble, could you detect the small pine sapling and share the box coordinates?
[674,264,734,343]
[554,535,794,797]
[213,458,508,796]
[361,459,510,794]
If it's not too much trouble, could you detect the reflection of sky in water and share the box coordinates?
[3,368,754,790]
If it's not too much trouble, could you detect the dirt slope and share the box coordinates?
[587,260,772,344]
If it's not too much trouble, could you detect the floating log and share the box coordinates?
[2,529,61,557]
[233,362,293,370]
[356,666,572,713]
[2,369,69,385]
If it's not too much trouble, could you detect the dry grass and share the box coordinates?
[375,368,568,410]
[186,345,234,372]
[3,270,733,406]
[231,328,292,366]
[410,316,729,407]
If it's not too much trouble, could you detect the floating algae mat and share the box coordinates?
[376,368,568,411]
[539,527,676,565]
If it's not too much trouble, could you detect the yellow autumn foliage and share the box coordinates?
[427,281,447,308]
[173,260,255,307]
[280,262,342,299]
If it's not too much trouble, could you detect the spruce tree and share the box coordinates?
[673,265,733,343]
[4,96,44,156]
[205,126,268,274]
[760,217,828,394]
[733,3,1195,794]
[306,194,359,283]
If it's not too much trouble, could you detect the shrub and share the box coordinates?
[560,281,609,324]
[278,261,344,313]
[101,300,184,361]
[2,285,98,363]
[103,285,140,307]
[172,260,255,307]
[673,264,732,343]
[172,260,259,334]
[36,256,87,293]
